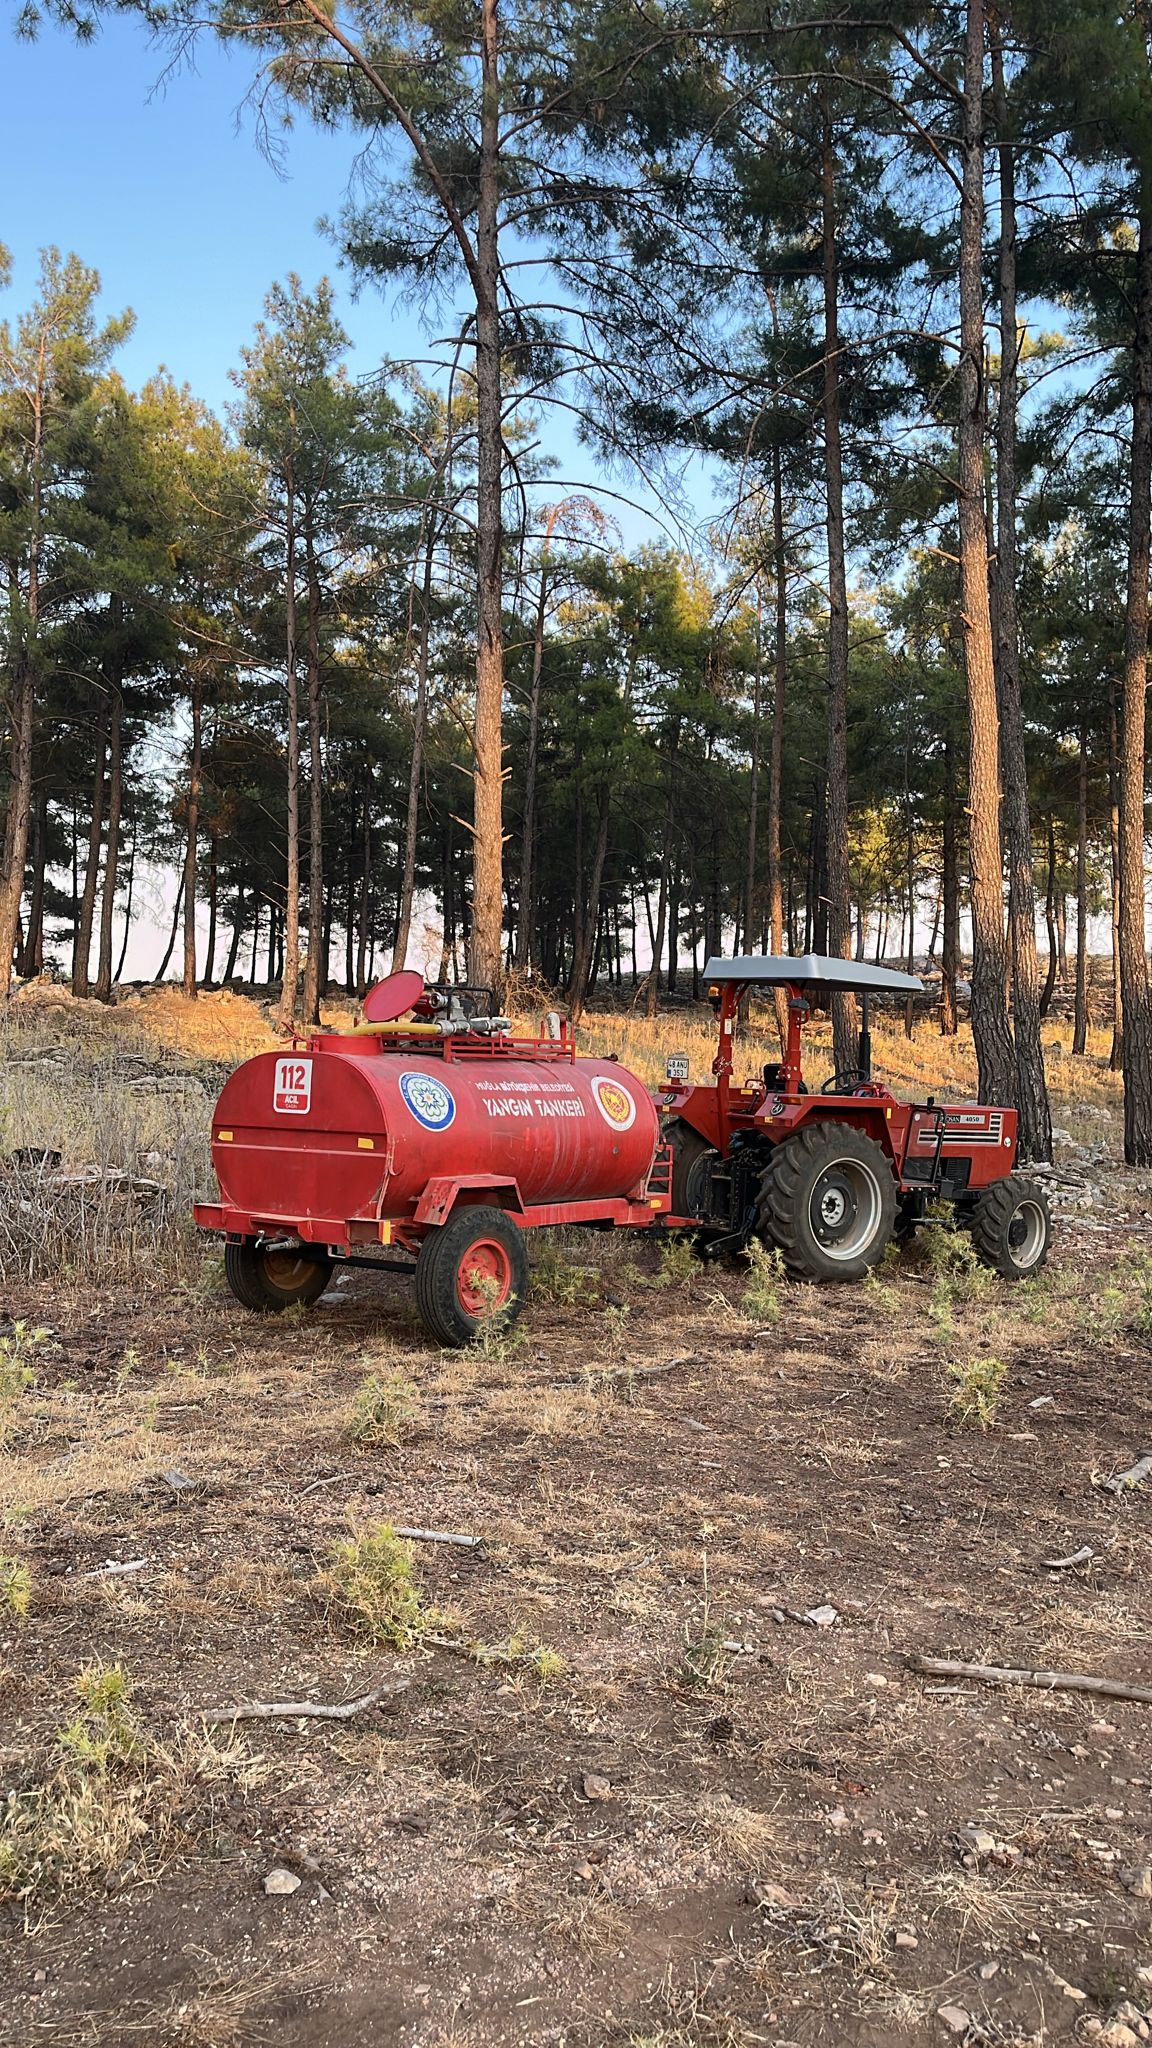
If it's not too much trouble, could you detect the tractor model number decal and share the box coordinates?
[399,1071,456,1132]
[914,1110,1004,1148]
[273,1057,313,1115]
[591,1075,637,1130]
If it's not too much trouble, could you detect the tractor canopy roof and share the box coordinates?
[703,954,924,997]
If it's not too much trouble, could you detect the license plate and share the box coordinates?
[666,1054,690,1083]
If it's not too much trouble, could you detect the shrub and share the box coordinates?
[324,1523,435,1648]
[947,1355,1008,1430]
[742,1241,785,1324]
[348,1370,418,1447]
[0,1555,31,1621]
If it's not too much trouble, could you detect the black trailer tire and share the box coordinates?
[757,1123,897,1281]
[969,1175,1051,1279]
[665,1117,715,1220]
[224,1238,334,1313]
[414,1206,530,1348]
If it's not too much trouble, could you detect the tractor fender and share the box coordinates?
[660,1093,724,1152]
[413,1175,526,1227]
[781,1098,903,1170]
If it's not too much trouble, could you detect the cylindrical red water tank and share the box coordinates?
[208,1037,659,1235]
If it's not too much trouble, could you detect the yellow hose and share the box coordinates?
[345,1019,441,1038]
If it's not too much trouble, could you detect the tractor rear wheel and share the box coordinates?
[757,1124,897,1281]
[414,1205,530,1348]
[968,1174,1051,1279]
[224,1238,333,1313]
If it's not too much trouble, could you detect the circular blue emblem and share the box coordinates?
[399,1070,456,1132]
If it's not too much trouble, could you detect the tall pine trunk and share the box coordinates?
[182,675,202,999]
[820,109,859,1075]
[1073,728,1089,1055]
[277,456,301,1030]
[515,517,554,970]
[395,527,434,972]
[1118,178,1152,1162]
[302,532,325,1025]
[468,0,505,988]
[990,16,1050,1158]
[73,727,106,998]
[958,0,1015,1103]
[93,665,123,1003]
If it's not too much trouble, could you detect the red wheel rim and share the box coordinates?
[456,1238,513,1317]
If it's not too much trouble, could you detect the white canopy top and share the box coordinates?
[703,954,924,997]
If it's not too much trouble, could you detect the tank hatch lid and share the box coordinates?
[703,954,924,997]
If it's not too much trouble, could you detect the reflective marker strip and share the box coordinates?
[358,1137,374,1150]
[217,1130,233,1142]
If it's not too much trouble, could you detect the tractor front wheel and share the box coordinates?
[224,1238,334,1313]
[414,1206,530,1348]
[968,1175,1051,1279]
[757,1124,897,1281]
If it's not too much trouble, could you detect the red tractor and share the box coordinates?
[664,954,1051,1282]
[193,954,1050,1347]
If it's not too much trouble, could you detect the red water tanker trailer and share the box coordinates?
[194,956,1051,1346]
[193,973,668,1345]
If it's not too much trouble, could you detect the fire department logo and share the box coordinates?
[591,1075,637,1130]
[399,1071,456,1132]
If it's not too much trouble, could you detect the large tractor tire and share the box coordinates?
[968,1174,1051,1279]
[414,1205,530,1348]
[224,1238,334,1313]
[757,1123,897,1281]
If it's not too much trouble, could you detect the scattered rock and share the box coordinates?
[893,1930,918,1950]
[1120,1865,1152,1899]
[581,1772,612,1802]
[955,1825,997,1857]
[263,1867,301,1897]
[746,1879,799,1909]
[160,1469,196,1493]
[804,1603,839,1628]
[827,1805,850,1830]
[937,2004,971,2035]
[978,1961,1000,1981]
[1097,2026,1141,2048]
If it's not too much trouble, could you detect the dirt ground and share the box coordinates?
[1,995,1151,2048]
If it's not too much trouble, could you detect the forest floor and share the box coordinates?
[0,986,1150,2048]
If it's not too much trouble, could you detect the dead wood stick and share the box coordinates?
[298,1471,354,1497]
[1099,1452,1152,1496]
[189,1679,410,1725]
[393,1526,479,1549]
[1040,1543,1101,1570]
[908,1655,1152,1706]
[548,1354,696,1389]
[80,1558,151,1580]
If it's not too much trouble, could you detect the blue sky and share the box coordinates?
[0,17,427,406]
[0,16,685,546]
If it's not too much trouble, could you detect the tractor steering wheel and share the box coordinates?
[820,1069,864,1095]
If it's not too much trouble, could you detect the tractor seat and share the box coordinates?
[764,1062,807,1096]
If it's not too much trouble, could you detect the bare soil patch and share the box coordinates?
[1,1002,1150,2047]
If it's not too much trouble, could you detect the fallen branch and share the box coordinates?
[188,1679,410,1725]
[1040,1543,1100,1570]
[1099,1452,1152,1496]
[299,1471,354,1497]
[80,1558,151,1580]
[908,1655,1152,1706]
[549,1354,696,1390]
[393,1526,479,1549]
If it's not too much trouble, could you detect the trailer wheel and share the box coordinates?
[968,1174,1051,1279]
[665,1117,715,1220]
[414,1206,530,1348]
[224,1238,334,1313]
[757,1124,897,1281]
